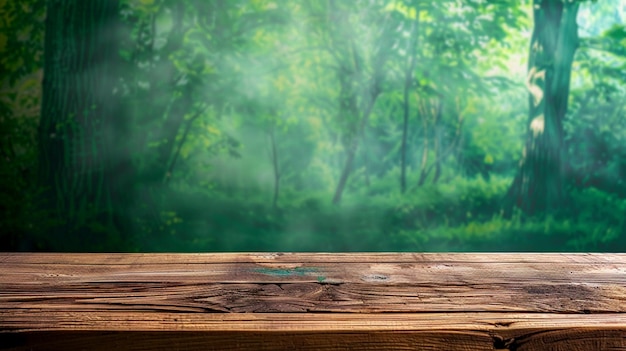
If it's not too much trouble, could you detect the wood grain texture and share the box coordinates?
[1,253,625,350]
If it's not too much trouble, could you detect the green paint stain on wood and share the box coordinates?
[254,267,319,277]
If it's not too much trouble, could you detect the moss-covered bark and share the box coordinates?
[38,0,128,249]
[506,0,580,216]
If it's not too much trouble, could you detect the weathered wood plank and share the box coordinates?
[1,252,624,264]
[1,253,625,350]
[3,311,626,333]
[3,330,624,351]
[1,313,625,350]
[2,254,624,313]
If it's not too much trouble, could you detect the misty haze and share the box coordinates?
[1,0,625,252]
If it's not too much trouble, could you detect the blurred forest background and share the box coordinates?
[1,0,625,252]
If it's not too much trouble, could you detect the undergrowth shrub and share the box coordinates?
[126,176,625,252]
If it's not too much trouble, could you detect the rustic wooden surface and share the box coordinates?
[1,253,625,350]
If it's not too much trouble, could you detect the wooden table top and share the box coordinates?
[1,253,625,350]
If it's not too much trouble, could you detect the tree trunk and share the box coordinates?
[432,100,442,184]
[153,2,190,183]
[417,99,431,187]
[158,83,193,183]
[363,143,371,188]
[269,127,280,210]
[505,0,579,216]
[332,91,379,204]
[329,39,361,205]
[164,105,209,184]
[38,0,128,249]
[330,4,391,205]
[401,17,420,193]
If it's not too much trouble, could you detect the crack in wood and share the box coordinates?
[492,334,517,350]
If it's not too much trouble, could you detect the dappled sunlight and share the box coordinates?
[1,0,625,252]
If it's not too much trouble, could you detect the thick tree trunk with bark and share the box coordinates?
[38,0,128,248]
[505,0,579,216]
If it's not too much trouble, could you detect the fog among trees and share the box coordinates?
[1,0,625,251]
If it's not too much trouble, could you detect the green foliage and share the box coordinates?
[0,0,48,250]
[122,176,626,252]
[393,185,626,252]
[0,0,45,85]
[566,6,626,198]
[2,0,625,251]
